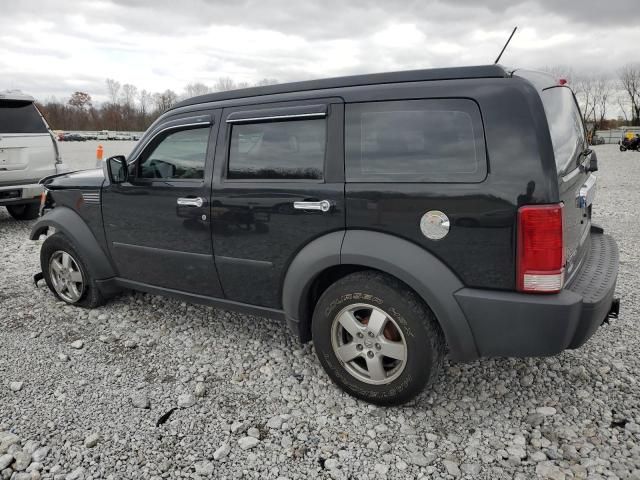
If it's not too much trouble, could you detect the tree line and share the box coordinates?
[36,63,640,132]
[37,77,278,132]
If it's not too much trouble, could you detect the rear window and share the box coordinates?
[345,99,486,183]
[541,87,586,175]
[0,100,48,134]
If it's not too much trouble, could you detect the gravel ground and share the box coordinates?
[0,144,639,480]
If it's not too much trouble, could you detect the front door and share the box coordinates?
[102,113,223,297]
[212,101,345,308]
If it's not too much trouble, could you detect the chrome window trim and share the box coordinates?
[127,121,211,165]
[226,112,326,124]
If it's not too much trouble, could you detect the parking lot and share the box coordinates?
[0,144,639,479]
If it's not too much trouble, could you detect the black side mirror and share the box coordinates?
[106,155,128,184]
[586,149,598,173]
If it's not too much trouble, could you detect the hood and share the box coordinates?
[42,168,105,190]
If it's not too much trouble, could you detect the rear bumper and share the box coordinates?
[455,231,619,357]
[0,183,42,205]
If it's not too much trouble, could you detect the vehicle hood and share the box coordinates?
[42,168,104,190]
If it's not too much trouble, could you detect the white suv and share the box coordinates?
[0,91,66,220]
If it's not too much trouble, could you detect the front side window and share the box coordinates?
[228,119,325,180]
[138,127,209,180]
[345,99,486,183]
[0,100,48,134]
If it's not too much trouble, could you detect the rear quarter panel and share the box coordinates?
[343,78,557,290]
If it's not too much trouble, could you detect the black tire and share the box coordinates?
[620,145,626,152]
[312,271,445,406]
[40,233,105,308]
[6,203,40,220]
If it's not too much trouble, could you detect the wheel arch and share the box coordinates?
[282,229,480,361]
[30,206,117,280]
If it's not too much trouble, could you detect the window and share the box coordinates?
[138,127,209,180]
[345,99,486,183]
[541,86,586,175]
[228,119,325,180]
[0,100,48,134]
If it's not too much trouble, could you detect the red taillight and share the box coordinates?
[517,204,564,293]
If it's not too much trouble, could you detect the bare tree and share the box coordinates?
[255,78,279,87]
[213,77,237,92]
[594,77,613,130]
[184,82,210,98]
[67,91,92,110]
[105,79,121,105]
[138,89,152,117]
[153,90,178,112]
[619,63,640,125]
[121,84,138,109]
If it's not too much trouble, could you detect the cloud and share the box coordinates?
[1,0,637,103]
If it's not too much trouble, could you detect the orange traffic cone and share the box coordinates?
[96,144,104,161]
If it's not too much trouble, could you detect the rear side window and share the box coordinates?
[0,100,48,134]
[228,119,325,180]
[541,86,586,175]
[345,99,486,183]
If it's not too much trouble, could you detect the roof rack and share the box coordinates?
[174,64,509,109]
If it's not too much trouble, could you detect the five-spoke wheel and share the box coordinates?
[331,304,407,385]
[48,250,85,303]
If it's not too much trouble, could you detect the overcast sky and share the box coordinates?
[2,0,638,103]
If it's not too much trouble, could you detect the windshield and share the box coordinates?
[540,86,586,175]
[0,100,49,134]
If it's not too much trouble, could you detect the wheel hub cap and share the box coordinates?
[330,303,408,385]
[49,250,84,303]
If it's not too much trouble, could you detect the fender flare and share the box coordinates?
[282,230,479,361]
[30,207,117,280]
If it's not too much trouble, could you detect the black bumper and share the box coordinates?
[455,232,619,358]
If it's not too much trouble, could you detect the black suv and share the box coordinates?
[31,65,619,405]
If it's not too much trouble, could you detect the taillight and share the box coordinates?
[517,204,564,293]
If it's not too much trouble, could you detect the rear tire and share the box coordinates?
[40,233,105,308]
[312,271,445,406]
[6,203,40,220]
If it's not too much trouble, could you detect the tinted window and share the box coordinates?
[139,127,209,180]
[346,99,486,183]
[228,119,325,180]
[0,100,48,134]
[541,86,586,174]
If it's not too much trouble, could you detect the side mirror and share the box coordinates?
[106,155,128,184]
[587,149,598,173]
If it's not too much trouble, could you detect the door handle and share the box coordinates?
[293,200,333,212]
[177,197,204,207]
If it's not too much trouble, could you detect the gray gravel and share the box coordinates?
[0,144,639,479]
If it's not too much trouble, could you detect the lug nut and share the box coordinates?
[368,331,374,338]
[356,344,363,351]
[375,343,381,350]
[357,332,364,338]
[367,351,374,358]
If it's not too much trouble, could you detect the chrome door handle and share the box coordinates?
[293,200,332,212]
[177,197,204,207]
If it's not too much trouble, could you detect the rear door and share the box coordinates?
[541,86,593,283]
[212,100,345,308]
[0,99,56,185]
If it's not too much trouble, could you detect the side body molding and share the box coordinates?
[282,229,480,362]
[29,207,117,280]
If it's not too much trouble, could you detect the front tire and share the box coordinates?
[620,145,627,152]
[312,271,445,406]
[40,233,105,308]
[6,203,40,220]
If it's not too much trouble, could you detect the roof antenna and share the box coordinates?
[494,26,518,64]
